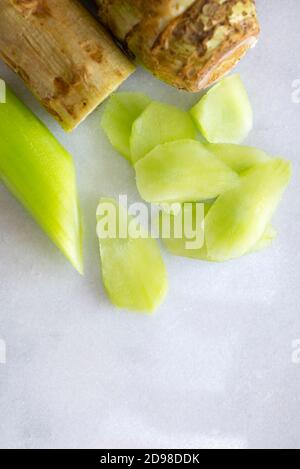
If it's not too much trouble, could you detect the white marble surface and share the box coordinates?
[0,0,300,449]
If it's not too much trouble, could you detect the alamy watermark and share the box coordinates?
[96,195,205,250]
[0,79,6,103]
[0,338,6,365]
[291,79,300,104]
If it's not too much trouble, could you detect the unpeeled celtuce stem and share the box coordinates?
[0,0,135,131]
[0,85,83,273]
[96,0,260,92]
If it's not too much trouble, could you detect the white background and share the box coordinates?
[0,0,300,449]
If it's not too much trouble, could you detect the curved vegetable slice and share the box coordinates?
[130,101,196,163]
[97,198,168,312]
[205,143,270,173]
[161,203,276,261]
[190,74,253,144]
[135,140,239,203]
[164,228,277,261]
[0,85,83,273]
[101,92,151,161]
[205,159,291,261]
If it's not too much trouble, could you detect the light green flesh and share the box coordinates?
[159,202,207,260]
[205,143,270,173]
[101,92,151,161]
[161,203,277,261]
[135,139,240,203]
[163,230,277,261]
[130,101,197,163]
[190,74,253,144]
[0,86,83,273]
[205,159,291,261]
[97,198,168,313]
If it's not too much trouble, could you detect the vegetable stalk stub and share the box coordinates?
[96,0,260,92]
[0,0,135,131]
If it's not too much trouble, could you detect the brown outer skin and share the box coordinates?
[96,0,260,92]
[0,0,135,131]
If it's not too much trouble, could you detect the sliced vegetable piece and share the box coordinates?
[97,198,168,312]
[101,92,151,161]
[161,203,276,261]
[160,202,208,260]
[130,101,196,163]
[135,140,240,203]
[205,143,270,173]
[190,74,253,144]
[0,85,83,273]
[205,159,291,261]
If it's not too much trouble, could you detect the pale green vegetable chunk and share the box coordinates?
[135,140,240,203]
[161,203,276,261]
[97,198,168,313]
[205,143,270,173]
[130,101,197,163]
[190,74,253,144]
[101,92,151,161]
[0,85,83,274]
[205,159,291,261]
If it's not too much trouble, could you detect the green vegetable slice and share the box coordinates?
[135,140,240,203]
[205,143,270,173]
[101,92,151,161]
[160,203,277,261]
[190,74,253,144]
[159,202,207,260]
[97,198,168,312]
[205,159,291,261]
[0,85,83,273]
[130,101,196,163]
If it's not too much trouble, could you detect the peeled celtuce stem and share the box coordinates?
[0,0,135,131]
[96,0,260,92]
[0,85,83,273]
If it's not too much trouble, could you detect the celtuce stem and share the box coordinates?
[96,0,260,91]
[0,0,135,131]
[0,85,83,273]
